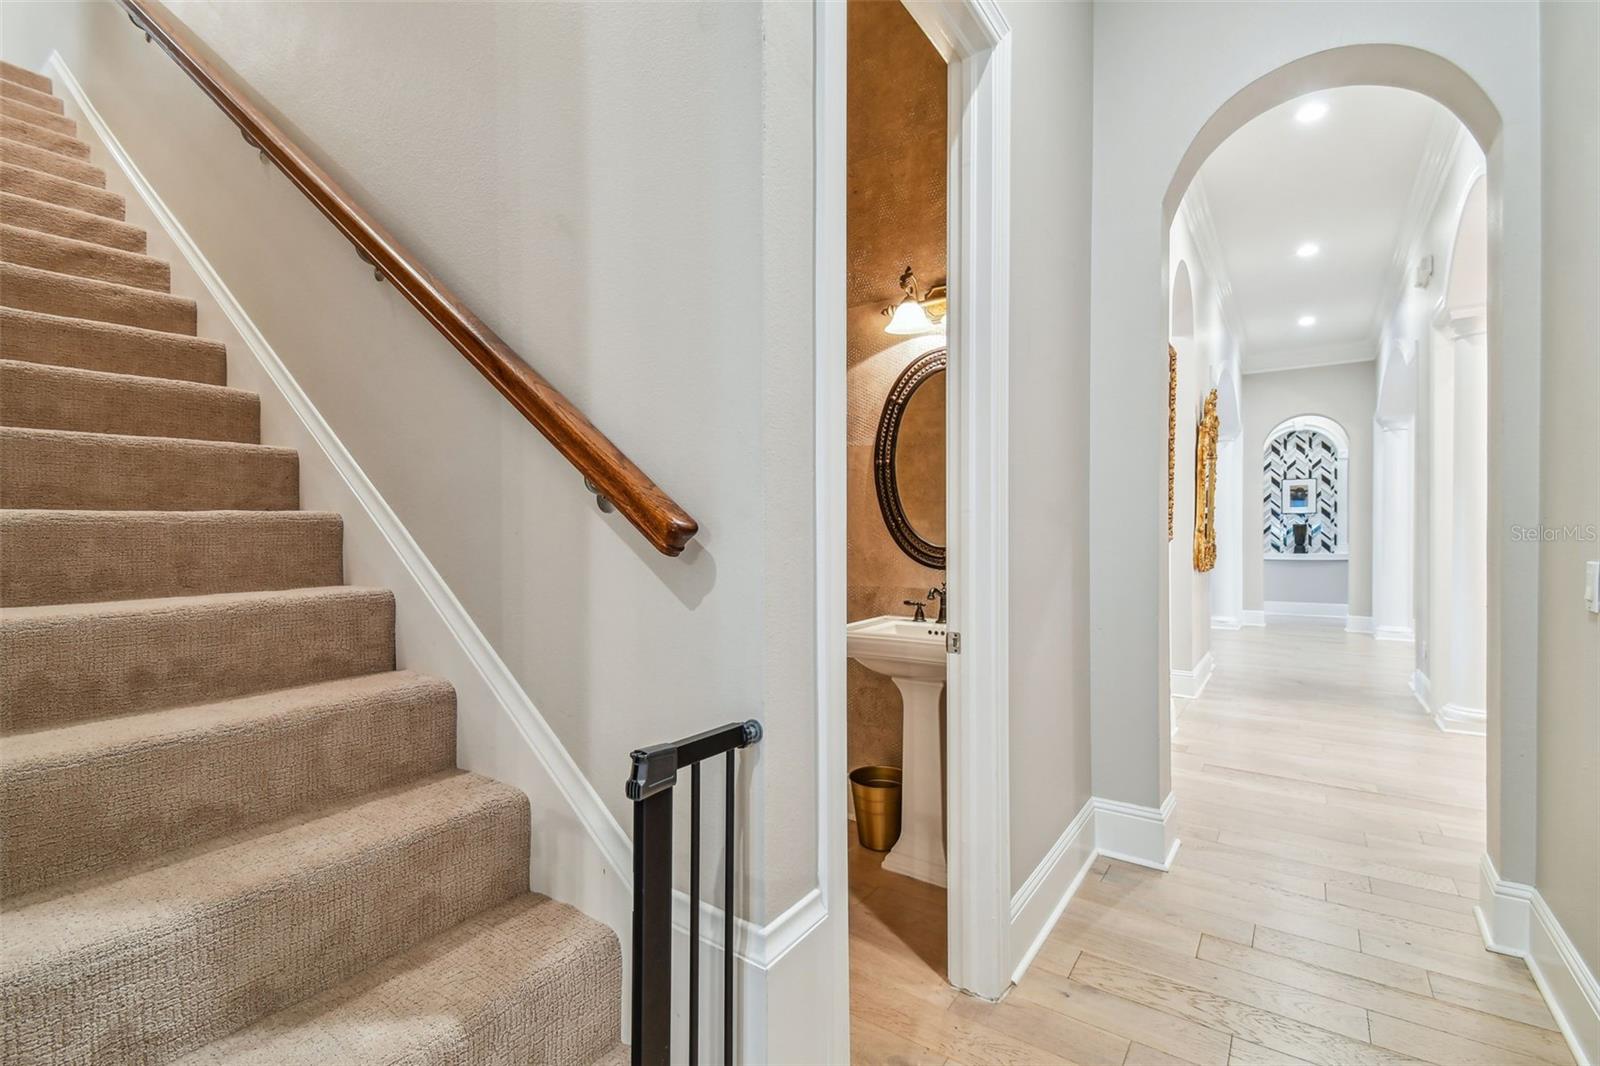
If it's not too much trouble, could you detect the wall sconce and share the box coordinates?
[882,265,947,335]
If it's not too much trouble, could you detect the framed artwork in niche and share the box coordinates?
[1283,478,1315,515]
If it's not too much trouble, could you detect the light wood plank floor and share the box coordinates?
[847,623,1570,1065]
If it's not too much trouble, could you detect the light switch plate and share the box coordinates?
[1587,561,1600,615]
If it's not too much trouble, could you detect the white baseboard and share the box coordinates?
[1170,651,1215,700]
[1374,624,1416,642]
[1436,702,1487,736]
[1008,798,1096,985]
[1410,669,1433,716]
[1094,793,1180,871]
[1477,854,1600,1065]
[1240,609,1266,627]
[1210,615,1242,631]
[1344,615,1375,635]
[1264,599,1348,624]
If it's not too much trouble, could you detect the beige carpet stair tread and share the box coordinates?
[1,670,457,898]
[0,62,51,95]
[0,585,395,733]
[0,359,257,442]
[0,426,297,511]
[0,136,105,186]
[1,223,168,289]
[0,772,531,1066]
[1,261,194,332]
[177,893,623,1066]
[0,78,62,115]
[0,508,340,606]
[0,113,89,160]
[0,190,144,251]
[0,97,75,136]
[0,306,225,383]
[1,159,120,218]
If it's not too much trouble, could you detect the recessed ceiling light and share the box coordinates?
[1295,242,1320,259]
[1297,314,1317,327]
[1295,100,1329,124]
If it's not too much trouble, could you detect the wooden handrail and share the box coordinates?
[119,0,699,556]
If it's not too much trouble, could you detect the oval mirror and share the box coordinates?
[873,348,946,570]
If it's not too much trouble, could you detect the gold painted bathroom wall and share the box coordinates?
[846,0,948,776]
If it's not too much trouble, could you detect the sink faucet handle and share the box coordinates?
[926,583,947,625]
[902,600,927,622]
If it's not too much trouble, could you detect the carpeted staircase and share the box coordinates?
[0,60,624,1065]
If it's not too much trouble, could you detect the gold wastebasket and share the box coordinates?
[849,765,902,852]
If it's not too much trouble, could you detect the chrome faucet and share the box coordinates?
[927,583,947,624]
[902,599,927,623]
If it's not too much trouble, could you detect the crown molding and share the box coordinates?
[1180,174,1248,360]
[1369,113,1469,342]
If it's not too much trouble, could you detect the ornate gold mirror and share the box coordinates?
[874,348,946,570]
[1193,387,1219,572]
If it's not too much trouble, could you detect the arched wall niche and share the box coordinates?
[1261,414,1351,556]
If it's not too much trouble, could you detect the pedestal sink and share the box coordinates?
[847,615,947,886]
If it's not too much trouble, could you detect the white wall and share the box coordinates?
[1089,6,1544,894]
[1005,0,1095,893]
[1537,0,1600,985]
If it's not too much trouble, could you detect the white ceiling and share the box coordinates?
[1187,86,1461,375]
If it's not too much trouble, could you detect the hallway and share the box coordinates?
[850,624,1571,1064]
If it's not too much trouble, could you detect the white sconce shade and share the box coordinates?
[884,298,937,335]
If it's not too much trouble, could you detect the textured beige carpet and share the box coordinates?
[0,62,621,1065]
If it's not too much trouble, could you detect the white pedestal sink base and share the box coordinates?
[880,676,946,887]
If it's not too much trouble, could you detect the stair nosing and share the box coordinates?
[0,423,292,454]
[0,584,388,624]
[0,357,251,399]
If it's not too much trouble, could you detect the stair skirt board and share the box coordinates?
[0,60,624,1065]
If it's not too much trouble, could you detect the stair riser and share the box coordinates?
[0,114,88,159]
[0,79,63,115]
[1,799,529,1066]
[0,511,339,607]
[0,429,296,511]
[2,225,168,290]
[0,590,396,732]
[0,98,75,136]
[0,361,256,444]
[0,308,226,385]
[0,137,105,186]
[0,681,457,897]
[1,161,120,217]
[0,192,145,252]
[0,63,52,94]
[1,263,195,333]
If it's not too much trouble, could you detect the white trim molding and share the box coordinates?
[1210,615,1242,631]
[1264,599,1349,624]
[1008,798,1096,986]
[1240,609,1266,627]
[1375,624,1416,642]
[1094,794,1181,871]
[1435,702,1487,736]
[1410,669,1433,716]
[1477,854,1600,1066]
[1170,651,1215,700]
[903,0,1014,1003]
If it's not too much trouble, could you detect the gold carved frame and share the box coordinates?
[1193,387,1219,572]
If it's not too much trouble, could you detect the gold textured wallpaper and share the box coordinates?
[846,0,948,777]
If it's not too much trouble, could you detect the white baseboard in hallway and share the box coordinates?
[1093,794,1179,871]
[1436,701,1488,735]
[1478,854,1600,1065]
[1264,599,1347,624]
[1008,798,1095,985]
[1409,668,1432,716]
[1210,615,1242,631]
[1375,623,1416,642]
[1170,651,1215,700]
